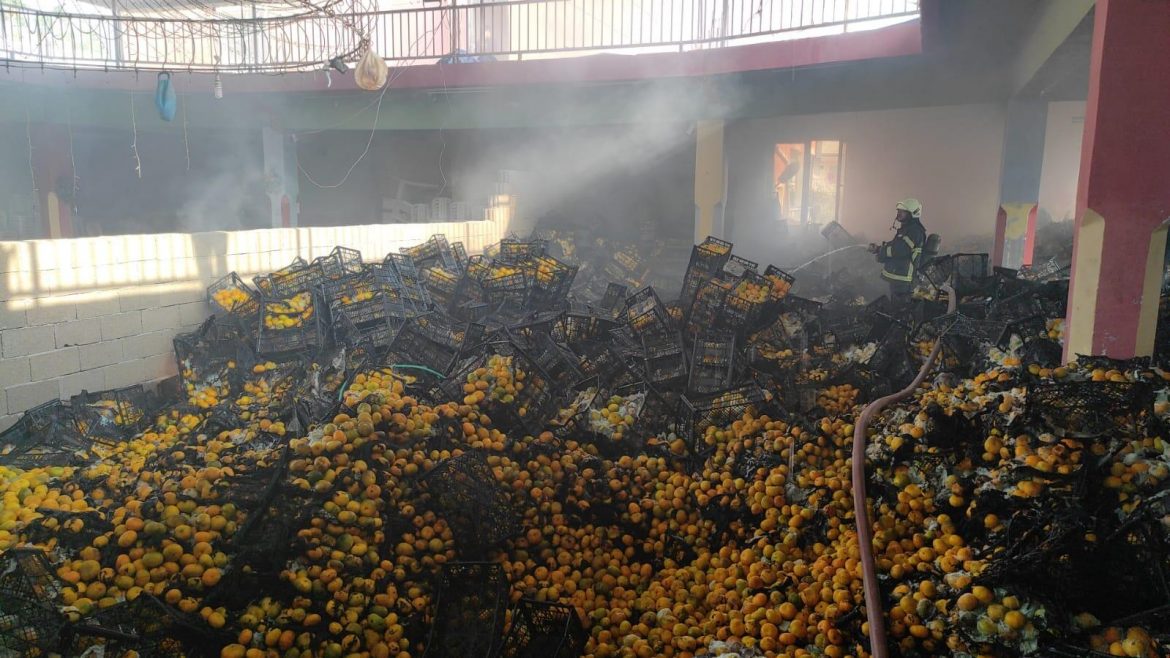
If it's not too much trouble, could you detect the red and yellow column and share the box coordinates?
[694,120,726,243]
[1066,0,1170,359]
[29,124,75,239]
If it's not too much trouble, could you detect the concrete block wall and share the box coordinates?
[0,219,506,432]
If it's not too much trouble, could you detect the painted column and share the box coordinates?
[694,120,726,243]
[28,124,75,239]
[262,126,299,228]
[992,100,1046,270]
[1065,0,1170,360]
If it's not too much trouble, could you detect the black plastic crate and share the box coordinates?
[531,333,584,389]
[722,271,771,333]
[482,268,531,307]
[443,340,559,433]
[447,270,487,313]
[384,252,433,309]
[207,271,261,322]
[72,384,152,445]
[385,315,476,375]
[552,313,618,347]
[1028,380,1153,438]
[678,385,773,451]
[1,436,87,469]
[424,561,510,658]
[0,399,83,458]
[600,282,628,313]
[685,278,733,336]
[255,258,324,297]
[689,333,737,394]
[527,255,578,310]
[334,307,404,353]
[465,254,490,282]
[500,600,586,658]
[422,453,520,552]
[642,332,688,389]
[402,234,454,269]
[505,311,564,346]
[625,286,674,336]
[679,237,734,304]
[422,265,462,304]
[920,252,992,296]
[722,254,759,279]
[326,274,409,328]
[451,241,469,271]
[256,289,325,357]
[763,264,795,300]
[499,238,547,264]
[315,245,364,281]
[62,594,211,658]
[570,341,634,385]
[0,549,65,657]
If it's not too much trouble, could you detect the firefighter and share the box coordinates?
[869,198,927,302]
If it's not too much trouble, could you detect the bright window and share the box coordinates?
[773,140,845,226]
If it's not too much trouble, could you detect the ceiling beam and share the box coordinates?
[1011,0,1094,94]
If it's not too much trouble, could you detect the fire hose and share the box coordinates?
[851,284,956,658]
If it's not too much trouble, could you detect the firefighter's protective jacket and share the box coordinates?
[876,217,927,283]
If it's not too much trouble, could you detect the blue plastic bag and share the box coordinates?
[155,72,177,122]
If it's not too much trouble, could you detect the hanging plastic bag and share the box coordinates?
[354,48,388,91]
[155,72,177,122]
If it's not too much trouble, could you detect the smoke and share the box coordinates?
[444,80,747,240]
[176,154,268,233]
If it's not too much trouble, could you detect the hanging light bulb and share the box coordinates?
[213,73,224,100]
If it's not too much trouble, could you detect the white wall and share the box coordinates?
[0,220,506,432]
[725,104,1007,266]
[1038,100,1086,224]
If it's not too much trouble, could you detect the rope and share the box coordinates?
[850,283,955,658]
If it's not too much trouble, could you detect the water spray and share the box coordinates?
[786,244,868,273]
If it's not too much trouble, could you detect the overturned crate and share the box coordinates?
[383,252,433,310]
[0,399,84,461]
[679,236,733,306]
[442,340,559,434]
[424,561,510,658]
[689,333,737,395]
[314,245,364,281]
[642,332,688,390]
[423,454,521,555]
[386,314,485,376]
[625,286,675,337]
[685,278,733,338]
[526,255,578,310]
[255,257,323,297]
[71,385,153,446]
[678,385,773,453]
[0,548,67,658]
[62,594,216,658]
[500,600,587,658]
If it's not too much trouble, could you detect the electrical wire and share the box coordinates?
[295,10,446,189]
[181,96,191,170]
[24,106,37,195]
[67,103,79,204]
[129,91,142,179]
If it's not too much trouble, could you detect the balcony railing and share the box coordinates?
[0,0,918,73]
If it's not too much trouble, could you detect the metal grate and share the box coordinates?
[0,0,920,73]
